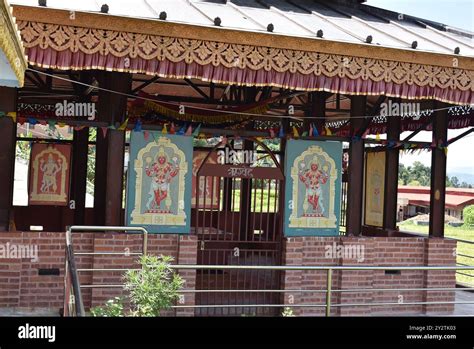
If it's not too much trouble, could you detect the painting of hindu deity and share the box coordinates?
[284,140,342,236]
[126,132,193,234]
[28,143,71,206]
[192,151,220,209]
[364,151,386,227]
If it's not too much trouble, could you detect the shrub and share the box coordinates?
[463,205,474,227]
[90,297,124,317]
[91,255,183,317]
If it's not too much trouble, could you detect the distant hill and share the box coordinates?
[448,172,474,186]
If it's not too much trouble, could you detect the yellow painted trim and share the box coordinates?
[0,0,27,87]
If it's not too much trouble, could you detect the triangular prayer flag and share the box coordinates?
[47,120,55,131]
[375,133,381,141]
[221,136,228,145]
[269,128,276,138]
[192,124,201,137]
[133,119,142,132]
[279,125,285,138]
[312,124,319,137]
[7,112,16,122]
[325,127,332,136]
[143,130,150,141]
[118,117,129,131]
[185,125,193,136]
[162,124,168,134]
[301,131,308,137]
[309,124,313,136]
[27,117,38,125]
[170,123,176,134]
[57,122,66,128]
[100,127,108,138]
[177,124,186,135]
[292,126,299,138]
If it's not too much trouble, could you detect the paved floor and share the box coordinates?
[453,290,474,316]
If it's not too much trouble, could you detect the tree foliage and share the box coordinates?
[398,162,472,188]
[464,205,474,227]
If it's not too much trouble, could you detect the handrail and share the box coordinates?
[64,230,85,316]
[78,265,474,272]
[72,264,474,317]
[399,231,474,282]
[67,225,149,255]
[63,225,149,317]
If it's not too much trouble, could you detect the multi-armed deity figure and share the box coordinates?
[298,156,329,217]
[39,154,62,193]
[145,147,179,212]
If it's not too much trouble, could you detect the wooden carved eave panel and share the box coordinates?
[16,15,474,104]
[0,0,27,87]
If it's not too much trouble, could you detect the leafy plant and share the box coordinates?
[125,255,184,317]
[282,307,295,317]
[91,255,183,317]
[90,297,124,317]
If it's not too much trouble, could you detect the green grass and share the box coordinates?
[399,221,474,286]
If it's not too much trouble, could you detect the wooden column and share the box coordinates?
[383,99,401,230]
[0,87,17,230]
[71,127,89,225]
[94,72,131,226]
[346,96,366,236]
[429,101,448,238]
[310,92,327,134]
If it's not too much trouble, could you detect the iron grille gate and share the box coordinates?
[194,138,284,316]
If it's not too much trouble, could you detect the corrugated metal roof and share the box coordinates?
[10,0,474,56]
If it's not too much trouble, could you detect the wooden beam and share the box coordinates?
[71,127,89,225]
[94,72,131,226]
[346,95,367,236]
[448,127,474,145]
[429,102,449,238]
[132,76,160,94]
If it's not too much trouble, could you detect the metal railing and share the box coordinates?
[63,225,148,317]
[401,231,474,286]
[73,264,474,317]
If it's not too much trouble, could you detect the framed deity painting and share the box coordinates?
[125,132,193,234]
[28,143,72,206]
[364,151,386,227]
[191,150,220,209]
[283,139,342,236]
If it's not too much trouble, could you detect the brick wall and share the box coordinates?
[0,232,456,317]
[0,232,197,316]
[281,236,456,316]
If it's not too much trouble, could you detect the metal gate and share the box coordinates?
[194,137,284,316]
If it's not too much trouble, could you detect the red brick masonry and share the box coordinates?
[0,232,455,316]
[0,232,197,316]
[281,237,456,316]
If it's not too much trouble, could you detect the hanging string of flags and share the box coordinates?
[0,111,450,154]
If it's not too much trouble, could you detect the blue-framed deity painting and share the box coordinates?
[126,132,193,234]
[283,139,342,236]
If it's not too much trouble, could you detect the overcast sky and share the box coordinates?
[367,0,474,177]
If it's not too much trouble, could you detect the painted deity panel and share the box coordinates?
[126,133,193,234]
[284,140,342,236]
[364,151,386,227]
[28,143,71,206]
